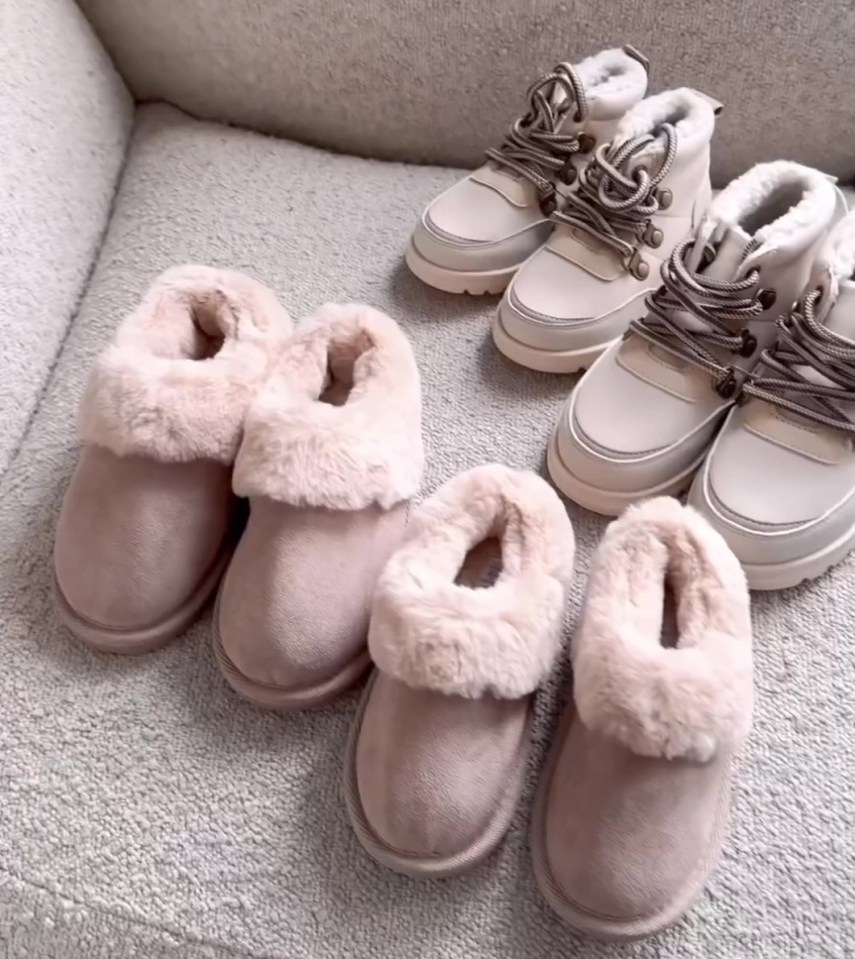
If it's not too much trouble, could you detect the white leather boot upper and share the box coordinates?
[691,210,855,589]
[406,47,648,294]
[549,161,839,516]
[494,88,716,371]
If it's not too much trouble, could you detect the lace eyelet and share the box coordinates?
[758,288,777,310]
[578,134,596,154]
[699,243,717,270]
[558,161,577,186]
[644,225,664,248]
[540,194,558,216]
[738,330,758,357]
[630,253,650,280]
[716,370,738,399]
[657,188,673,210]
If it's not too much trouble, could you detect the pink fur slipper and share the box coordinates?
[53,266,293,653]
[531,497,753,940]
[344,464,575,877]
[213,304,423,709]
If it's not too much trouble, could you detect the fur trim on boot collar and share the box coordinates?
[572,497,753,763]
[702,160,837,267]
[78,266,293,464]
[368,465,575,699]
[233,304,423,511]
[614,87,715,153]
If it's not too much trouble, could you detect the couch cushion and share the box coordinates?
[1,104,852,957]
[77,0,855,185]
[0,0,132,476]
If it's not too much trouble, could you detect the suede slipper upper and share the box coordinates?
[531,496,753,941]
[344,464,575,877]
[54,265,293,653]
[214,303,423,708]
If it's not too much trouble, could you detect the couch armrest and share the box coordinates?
[0,0,133,475]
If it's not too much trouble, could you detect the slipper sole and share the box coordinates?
[211,588,372,709]
[53,545,232,655]
[342,670,534,879]
[530,705,732,941]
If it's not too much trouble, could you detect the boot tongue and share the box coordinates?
[667,225,754,337]
[821,280,855,339]
[700,224,754,280]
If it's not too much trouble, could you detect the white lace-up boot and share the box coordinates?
[691,210,855,589]
[548,161,839,516]
[493,88,717,372]
[405,47,648,295]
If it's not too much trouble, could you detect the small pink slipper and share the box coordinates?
[214,304,424,708]
[344,464,575,877]
[54,266,293,653]
[532,497,753,940]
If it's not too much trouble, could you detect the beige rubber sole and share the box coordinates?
[404,241,519,295]
[492,311,619,374]
[546,426,705,517]
[530,705,732,942]
[211,589,371,709]
[53,546,232,655]
[687,483,855,590]
[342,670,533,879]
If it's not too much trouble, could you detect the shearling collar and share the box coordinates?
[78,265,293,464]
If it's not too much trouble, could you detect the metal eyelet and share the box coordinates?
[630,252,650,280]
[699,243,717,270]
[758,288,777,310]
[715,370,738,399]
[738,330,758,357]
[578,134,596,154]
[644,224,664,248]
[657,188,673,210]
[540,194,558,216]
[558,161,577,186]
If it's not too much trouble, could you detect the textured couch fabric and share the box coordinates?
[0,0,132,476]
[1,103,853,958]
[76,0,855,185]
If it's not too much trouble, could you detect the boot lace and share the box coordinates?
[484,63,589,208]
[742,289,855,434]
[629,235,767,398]
[549,126,678,272]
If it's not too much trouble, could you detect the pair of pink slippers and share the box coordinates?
[54,265,421,709]
[53,265,753,941]
[345,469,753,943]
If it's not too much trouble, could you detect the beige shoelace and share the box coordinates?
[549,127,677,276]
[742,289,855,433]
[630,236,768,398]
[484,63,589,206]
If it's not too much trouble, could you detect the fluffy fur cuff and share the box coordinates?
[368,465,575,699]
[703,160,837,263]
[573,497,753,763]
[78,266,293,463]
[817,208,855,284]
[233,304,423,511]
[615,87,715,151]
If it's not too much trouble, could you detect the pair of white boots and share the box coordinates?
[407,46,855,591]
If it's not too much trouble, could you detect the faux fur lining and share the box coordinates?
[614,87,715,149]
[572,497,753,763]
[704,160,837,262]
[368,465,575,699]
[576,47,648,103]
[818,208,855,281]
[78,266,293,464]
[233,304,423,511]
